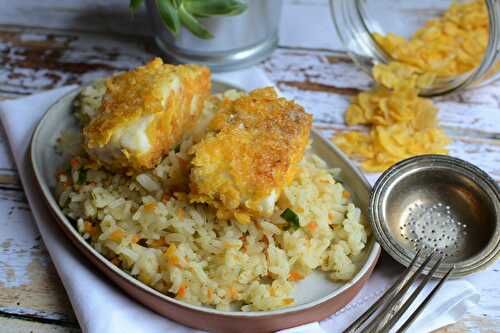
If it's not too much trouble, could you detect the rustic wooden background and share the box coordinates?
[0,0,499,332]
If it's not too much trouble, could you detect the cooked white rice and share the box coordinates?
[56,85,370,312]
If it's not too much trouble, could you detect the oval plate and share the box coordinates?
[31,81,380,333]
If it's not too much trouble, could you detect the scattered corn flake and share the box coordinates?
[374,0,488,77]
[334,85,450,172]
[345,86,438,128]
[330,0,486,171]
[373,62,437,91]
[333,124,451,172]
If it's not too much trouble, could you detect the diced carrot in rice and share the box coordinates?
[328,212,335,223]
[84,221,98,236]
[164,244,181,267]
[165,244,177,257]
[176,285,187,299]
[109,229,125,242]
[70,158,79,168]
[207,288,213,301]
[149,238,165,248]
[288,271,303,281]
[307,222,318,232]
[143,202,156,213]
[228,286,239,300]
[168,256,180,267]
[131,234,141,244]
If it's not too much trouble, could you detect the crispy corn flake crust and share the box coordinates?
[83,58,210,173]
[189,88,313,221]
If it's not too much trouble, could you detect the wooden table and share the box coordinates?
[0,1,499,332]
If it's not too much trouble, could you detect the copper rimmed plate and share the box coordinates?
[30,81,380,333]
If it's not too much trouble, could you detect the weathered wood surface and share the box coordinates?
[0,317,79,333]
[1,27,500,184]
[0,1,499,332]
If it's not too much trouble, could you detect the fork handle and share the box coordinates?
[396,266,454,333]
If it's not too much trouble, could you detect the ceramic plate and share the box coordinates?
[31,81,380,333]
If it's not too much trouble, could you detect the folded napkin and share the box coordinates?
[0,66,485,333]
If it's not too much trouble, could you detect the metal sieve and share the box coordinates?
[370,155,500,278]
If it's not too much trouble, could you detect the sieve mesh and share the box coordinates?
[400,202,469,259]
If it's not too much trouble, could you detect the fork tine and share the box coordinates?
[342,249,422,333]
[362,251,436,333]
[396,265,455,333]
[377,256,444,333]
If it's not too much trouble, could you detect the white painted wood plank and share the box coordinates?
[0,125,17,172]
[0,27,151,96]
[0,188,76,322]
[0,317,79,333]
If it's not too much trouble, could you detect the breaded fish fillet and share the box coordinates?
[189,88,313,221]
[83,58,210,172]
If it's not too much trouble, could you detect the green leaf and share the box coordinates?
[129,0,144,11]
[174,144,181,153]
[156,0,181,36]
[77,167,87,185]
[183,0,247,16]
[178,3,213,39]
[65,164,72,176]
[281,208,300,231]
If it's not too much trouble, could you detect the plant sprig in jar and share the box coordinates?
[130,0,247,39]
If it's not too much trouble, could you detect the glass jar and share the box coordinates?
[330,0,500,96]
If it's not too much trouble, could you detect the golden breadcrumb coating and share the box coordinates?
[83,58,210,172]
[189,88,313,221]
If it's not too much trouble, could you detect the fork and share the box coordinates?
[344,250,454,333]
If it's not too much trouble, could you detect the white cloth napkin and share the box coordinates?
[0,66,486,333]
